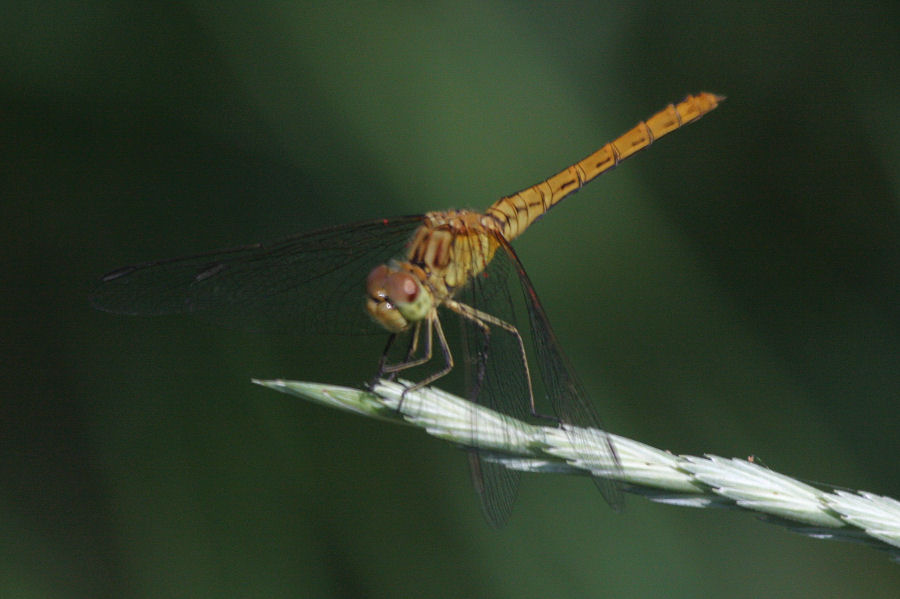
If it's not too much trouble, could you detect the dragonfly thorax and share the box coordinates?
[413,210,503,290]
[365,262,434,333]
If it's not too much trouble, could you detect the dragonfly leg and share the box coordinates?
[377,322,423,383]
[402,321,423,363]
[375,333,399,382]
[375,314,455,411]
[382,319,433,373]
[444,299,537,416]
[394,316,454,412]
[401,315,453,391]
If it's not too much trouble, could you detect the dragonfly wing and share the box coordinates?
[450,234,534,527]
[467,451,519,529]
[495,235,625,510]
[91,216,424,334]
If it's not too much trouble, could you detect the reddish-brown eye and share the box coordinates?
[366,264,390,298]
[386,272,418,303]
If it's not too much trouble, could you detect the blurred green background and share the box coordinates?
[3,2,899,597]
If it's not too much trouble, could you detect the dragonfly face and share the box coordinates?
[365,262,433,333]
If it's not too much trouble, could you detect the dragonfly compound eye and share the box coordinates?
[365,264,390,300]
[365,264,408,333]
[386,271,432,323]
[386,271,419,303]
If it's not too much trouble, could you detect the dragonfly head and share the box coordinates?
[366,263,433,333]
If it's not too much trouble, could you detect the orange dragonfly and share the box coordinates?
[93,93,723,526]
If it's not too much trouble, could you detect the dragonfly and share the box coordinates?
[92,92,723,526]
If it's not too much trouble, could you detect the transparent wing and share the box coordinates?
[496,235,625,510]
[451,235,530,527]
[91,216,424,334]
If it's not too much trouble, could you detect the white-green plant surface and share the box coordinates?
[255,378,900,561]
